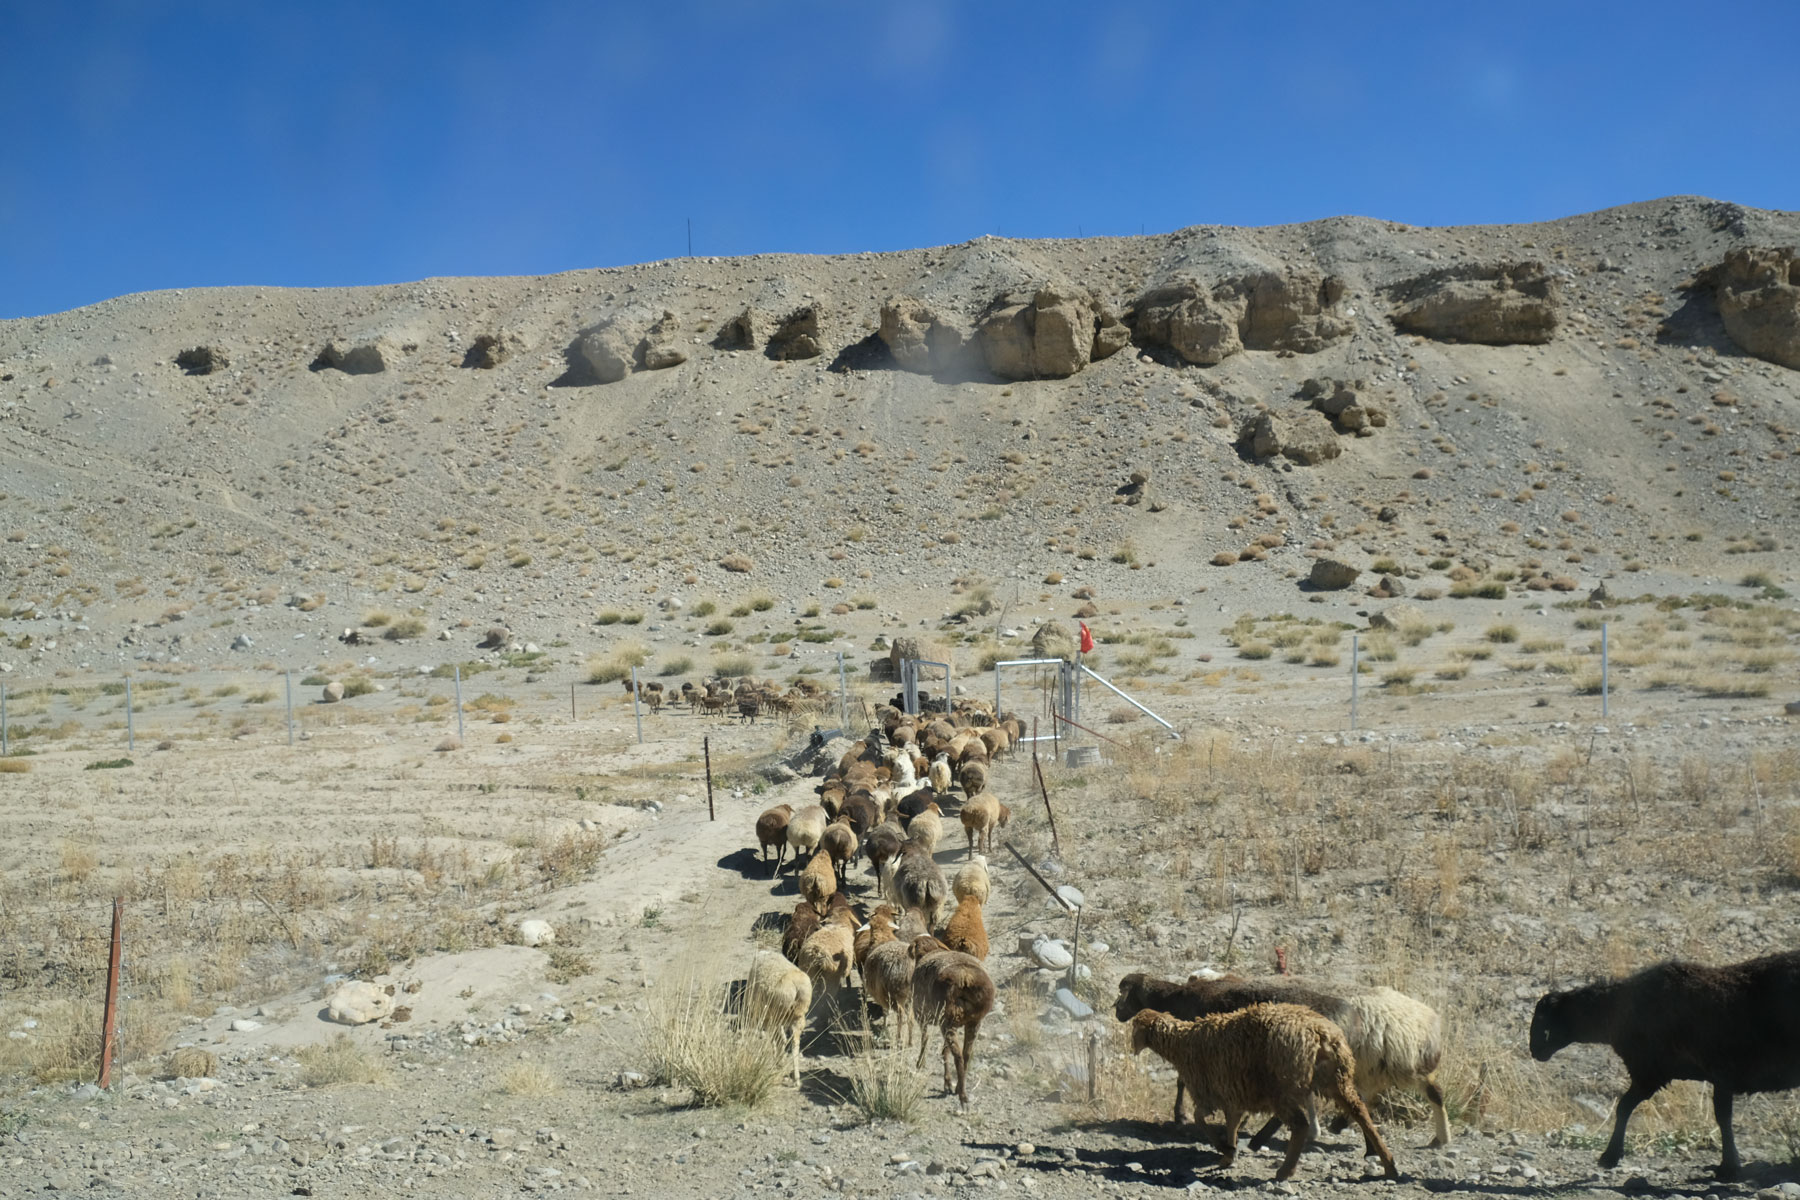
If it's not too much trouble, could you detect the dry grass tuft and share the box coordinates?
[498,1061,561,1097]
[641,970,788,1109]
[297,1035,390,1087]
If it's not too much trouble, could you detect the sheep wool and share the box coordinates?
[909,938,995,1107]
[786,805,828,861]
[952,856,990,905]
[863,938,917,1047]
[754,804,794,876]
[906,804,943,856]
[928,753,953,794]
[747,950,813,1086]
[799,848,837,916]
[942,894,988,961]
[1128,1005,1397,1182]
[959,793,1002,858]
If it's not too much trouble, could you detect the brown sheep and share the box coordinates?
[959,793,1001,858]
[887,841,947,928]
[798,848,837,915]
[905,802,943,857]
[978,727,1007,759]
[909,937,995,1107]
[782,899,821,964]
[941,893,988,961]
[854,903,897,969]
[755,804,794,877]
[952,856,990,905]
[1127,1005,1398,1182]
[819,816,858,887]
[958,761,989,798]
[864,937,917,1048]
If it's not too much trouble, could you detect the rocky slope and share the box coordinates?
[1,196,1797,674]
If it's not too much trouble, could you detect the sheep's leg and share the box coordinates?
[1274,1105,1313,1182]
[1215,1108,1242,1168]
[1423,1075,1450,1148]
[1247,1116,1283,1151]
[1171,1080,1187,1126]
[1335,1088,1398,1179]
[955,1017,981,1107]
[1599,1079,1662,1169]
[1712,1089,1741,1181]
[940,1022,956,1095]
[790,1018,803,1086]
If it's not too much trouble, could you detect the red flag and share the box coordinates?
[1078,621,1094,654]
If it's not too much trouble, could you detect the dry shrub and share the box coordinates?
[586,642,649,684]
[161,1046,218,1079]
[837,1013,927,1122]
[719,553,754,573]
[0,758,32,774]
[1,999,171,1084]
[498,1061,561,1097]
[642,971,788,1109]
[297,1034,389,1087]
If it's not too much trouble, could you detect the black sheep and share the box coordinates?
[1114,971,1373,1152]
[1530,950,1800,1180]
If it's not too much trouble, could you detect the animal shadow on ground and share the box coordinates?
[996,1131,1224,1189]
[715,847,773,881]
[747,911,786,938]
[1047,1121,1411,1190]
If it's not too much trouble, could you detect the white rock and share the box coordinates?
[517,919,556,947]
[324,981,394,1025]
[1032,938,1074,970]
[1055,884,1085,910]
[229,1019,260,1033]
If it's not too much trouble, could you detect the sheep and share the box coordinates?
[896,905,932,942]
[905,802,944,857]
[909,937,995,1107]
[896,788,939,828]
[1530,949,1800,1180]
[747,950,813,1086]
[889,841,948,928]
[841,795,881,843]
[782,899,822,964]
[798,848,837,915]
[927,752,953,794]
[952,855,990,905]
[863,937,917,1048]
[960,792,1002,858]
[819,816,858,887]
[958,761,989,798]
[786,804,828,867]
[864,819,904,880]
[796,905,858,996]
[754,804,794,877]
[1116,971,1449,1151]
[854,903,897,969]
[978,727,1008,759]
[1127,1004,1398,1182]
[941,893,988,961]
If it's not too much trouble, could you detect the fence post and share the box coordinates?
[837,651,848,729]
[284,670,294,746]
[630,667,644,744]
[124,677,134,753]
[570,682,576,721]
[454,664,465,742]
[1601,623,1610,720]
[98,897,123,1089]
[704,735,715,821]
[1,681,7,756]
[1350,634,1360,732]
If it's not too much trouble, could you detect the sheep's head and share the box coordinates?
[908,934,948,961]
[1114,973,1151,1022]
[1529,991,1574,1062]
[1125,1009,1162,1055]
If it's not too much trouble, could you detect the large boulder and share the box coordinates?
[879,296,973,374]
[573,320,637,383]
[1713,247,1800,369]
[325,981,394,1025]
[766,305,824,360]
[461,333,510,369]
[1389,261,1560,345]
[1132,269,1352,364]
[1239,411,1342,465]
[174,345,229,375]
[311,339,394,374]
[974,283,1128,380]
[1369,603,1427,631]
[639,311,687,370]
[717,307,763,350]
[1308,558,1361,590]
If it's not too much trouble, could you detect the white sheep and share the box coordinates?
[952,855,990,905]
[747,950,813,1085]
[786,804,828,863]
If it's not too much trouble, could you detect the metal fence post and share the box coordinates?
[124,677,134,753]
[98,897,123,1089]
[630,666,644,744]
[1,681,7,756]
[1350,634,1360,732]
[454,664,465,742]
[837,651,848,729]
[284,669,295,746]
[1601,623,1609,720]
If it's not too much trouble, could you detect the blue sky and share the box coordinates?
[4,1,1796,318]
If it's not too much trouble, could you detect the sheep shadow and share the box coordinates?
[1052,1120,1411,1189]
[998,1135,1225,1188]
[715,847,775,881]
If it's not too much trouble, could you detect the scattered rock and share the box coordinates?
[321,680,345,703]
[1240,411,1342,464]
[1031,938,1074,970]
[1369,603,1426,630]
[174,345,229,375]
[1308,559,1361,590]
[311,339,393,374]
[325,980,395,1025]
[1389,261,1560,344]
[1371,574,1406,598]
[573,318,639,384]
[478,627,510,649]
[1713,247,1800,368]
[517,919,556,947]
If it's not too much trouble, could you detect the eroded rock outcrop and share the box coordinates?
[311,339,395,374]
[1239,410,1342,465]
[1388,261,1559,345]
[879,296,973,374]
[767,305,825,360]
[461,333,510,369]
[1133,270,1352,364]
[1301,377,1388,436]
[573,310,687,382]
[974,283,1128,380]
[174,345,228,375]
[1714,247,1800,369]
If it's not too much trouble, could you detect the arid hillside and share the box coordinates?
[1,195,1797,677]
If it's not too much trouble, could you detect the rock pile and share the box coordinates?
[1301,377,1389,435]
[1239,410,1342,465]
[1132,269,1353,364]
[973,283,1129,380]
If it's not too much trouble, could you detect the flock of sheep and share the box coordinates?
[724,699,1800,1182]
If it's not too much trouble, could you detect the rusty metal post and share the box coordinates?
[1032,743,1060,855]
[98,897,123,1088]
[704,736,715,822]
